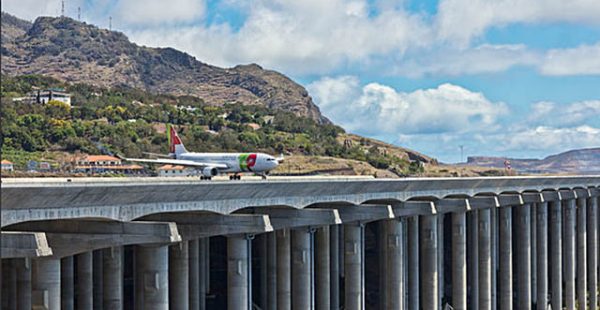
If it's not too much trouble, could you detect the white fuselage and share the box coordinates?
[178,152,279,173]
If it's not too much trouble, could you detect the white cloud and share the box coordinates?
[501,125,600,152]
[540,43,600,76]
[530,100,600,127]
[435,0,600,45]
[113,0,205,26]
[308,76,508,135]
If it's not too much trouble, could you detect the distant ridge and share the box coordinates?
[0,12,329,123]
[466,148,600,174]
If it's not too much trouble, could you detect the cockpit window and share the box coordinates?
[267,158,275,161]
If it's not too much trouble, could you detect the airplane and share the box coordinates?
[120,124,283,180]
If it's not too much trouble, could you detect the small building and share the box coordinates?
[74,155,144,174]
[247,123,261,130]
[1,160,14,172]
[33,88,72,106]
[157,165,196,177]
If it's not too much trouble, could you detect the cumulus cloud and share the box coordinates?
[529,100,600,127]
[501,125,600,152]
[113,0,205,26]
[435,0,600,45]
[308,76,508,135]
[539,43,600,76]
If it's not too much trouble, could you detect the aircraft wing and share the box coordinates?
[122,157,229,169]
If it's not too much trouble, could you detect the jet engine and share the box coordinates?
[201,167,218,177]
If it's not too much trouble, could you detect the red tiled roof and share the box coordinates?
[1,160,13,164]
[82,155,120,162]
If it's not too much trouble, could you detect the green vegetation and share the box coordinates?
[1,74,416,174]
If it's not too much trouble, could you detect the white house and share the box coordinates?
[1,160,14,172]
[157,165,196,177]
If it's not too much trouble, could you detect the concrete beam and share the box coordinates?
[144,213,273,239]
[435,198,470,213]
[522,192,544,204]
[497,194,524,207]
[394,201,437,217]
[336,204,394,223]
[6,220,181,258]
[589,187,599,197]
[1,232,52,258]
[468,196,500,210]
[243,208,340,230]
[574,188,590,199]
[541,191,561,202]
[559,190,577,200]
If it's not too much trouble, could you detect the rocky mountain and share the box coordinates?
[466,148,600,174]
[0,13,328,123]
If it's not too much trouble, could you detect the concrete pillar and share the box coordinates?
[407,216,419,310]
[516,204,532,309]
[576,198,587,310]
[345,222,364,310]
[15,258,32,310]
[384,219,404,309]
[227,234,252,310]
[103,246,123,310]
[536,202,549,309]
[277,229,291,310]
[588,195,598,310]
[420,215,439,310]
[549,200,562,310]
[259,234,268,309]
[2,259,17,310]
[330,225,340,310]
[77,251,93,309]
[93,250,103,310]
[61,256,74,310]
[452,211,467,310]
[199,238,208,310]
[498,206,513,310]
[267,232,277,310]
[379,221,388,310]
[316,226,330,310]
[189,239,199,310]
[438,214,445,309]
[468,211,479,310]
[169,242,189,310]
[134,245,169,310]
[491,206,498,310]
[479,208,492,310]
[32,258,60,310]
[564,198,576,309]
[531,203,538,306]
[292,228,313,309]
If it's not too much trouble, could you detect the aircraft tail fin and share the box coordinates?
[167,124,188,158]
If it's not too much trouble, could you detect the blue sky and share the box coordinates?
[4,0,600,162]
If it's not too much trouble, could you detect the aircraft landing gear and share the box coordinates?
[229,174,241,180]
[200,176,212,180]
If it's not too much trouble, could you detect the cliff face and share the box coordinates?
[466,148,600,174]
[1,13,329,123]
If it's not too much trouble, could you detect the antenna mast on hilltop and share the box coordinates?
[61,0,65,16]
[78,7,81,21]
[459,145,464,163]
[109,16,112,30]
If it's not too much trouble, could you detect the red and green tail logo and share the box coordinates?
[239,153,257,171]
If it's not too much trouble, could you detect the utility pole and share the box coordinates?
[78,7,81,21]
[459,145,464,163]
[61,0,65,16]
[109,16,112,30]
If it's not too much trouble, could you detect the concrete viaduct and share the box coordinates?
[1,176,599,309]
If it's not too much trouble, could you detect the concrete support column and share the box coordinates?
[16,258,32,310]
[227,234,252,310]
[479,208,492,310]
[199,238,208,310]
[379,221,388,310]
[103,246,123,310]
[188,239,199,310]
[498,206,513,310]
[2,259,17,310]
[420,215,439,310]
[438,214,445,309]
[576,198,587,310]
[491,206,498,310]
[588,195,598,310]
[467,211,479,310]
[61,256,74,310]
[277,229,291,310]
[292,228,314,310]
[452,211,467,310]
[564,198,576,309]
[531,203,538,306]
[32,258,60,310]
[76,252,93,309]
[536,202,549,309]
[169,242,189,310]
[134,245,169,310]
[384,219,404,309]
[267,232,277,310]
[93,250,103,310]
[549,200,563,310]
[516,204,532,310]
[315,226,330,310]
[345,222,365,310]
[259,235,268,310]
[330,225,340,310]
[407,216,419,310]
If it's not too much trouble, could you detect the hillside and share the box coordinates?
[466,148,600,174]
[0,13,328,123]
